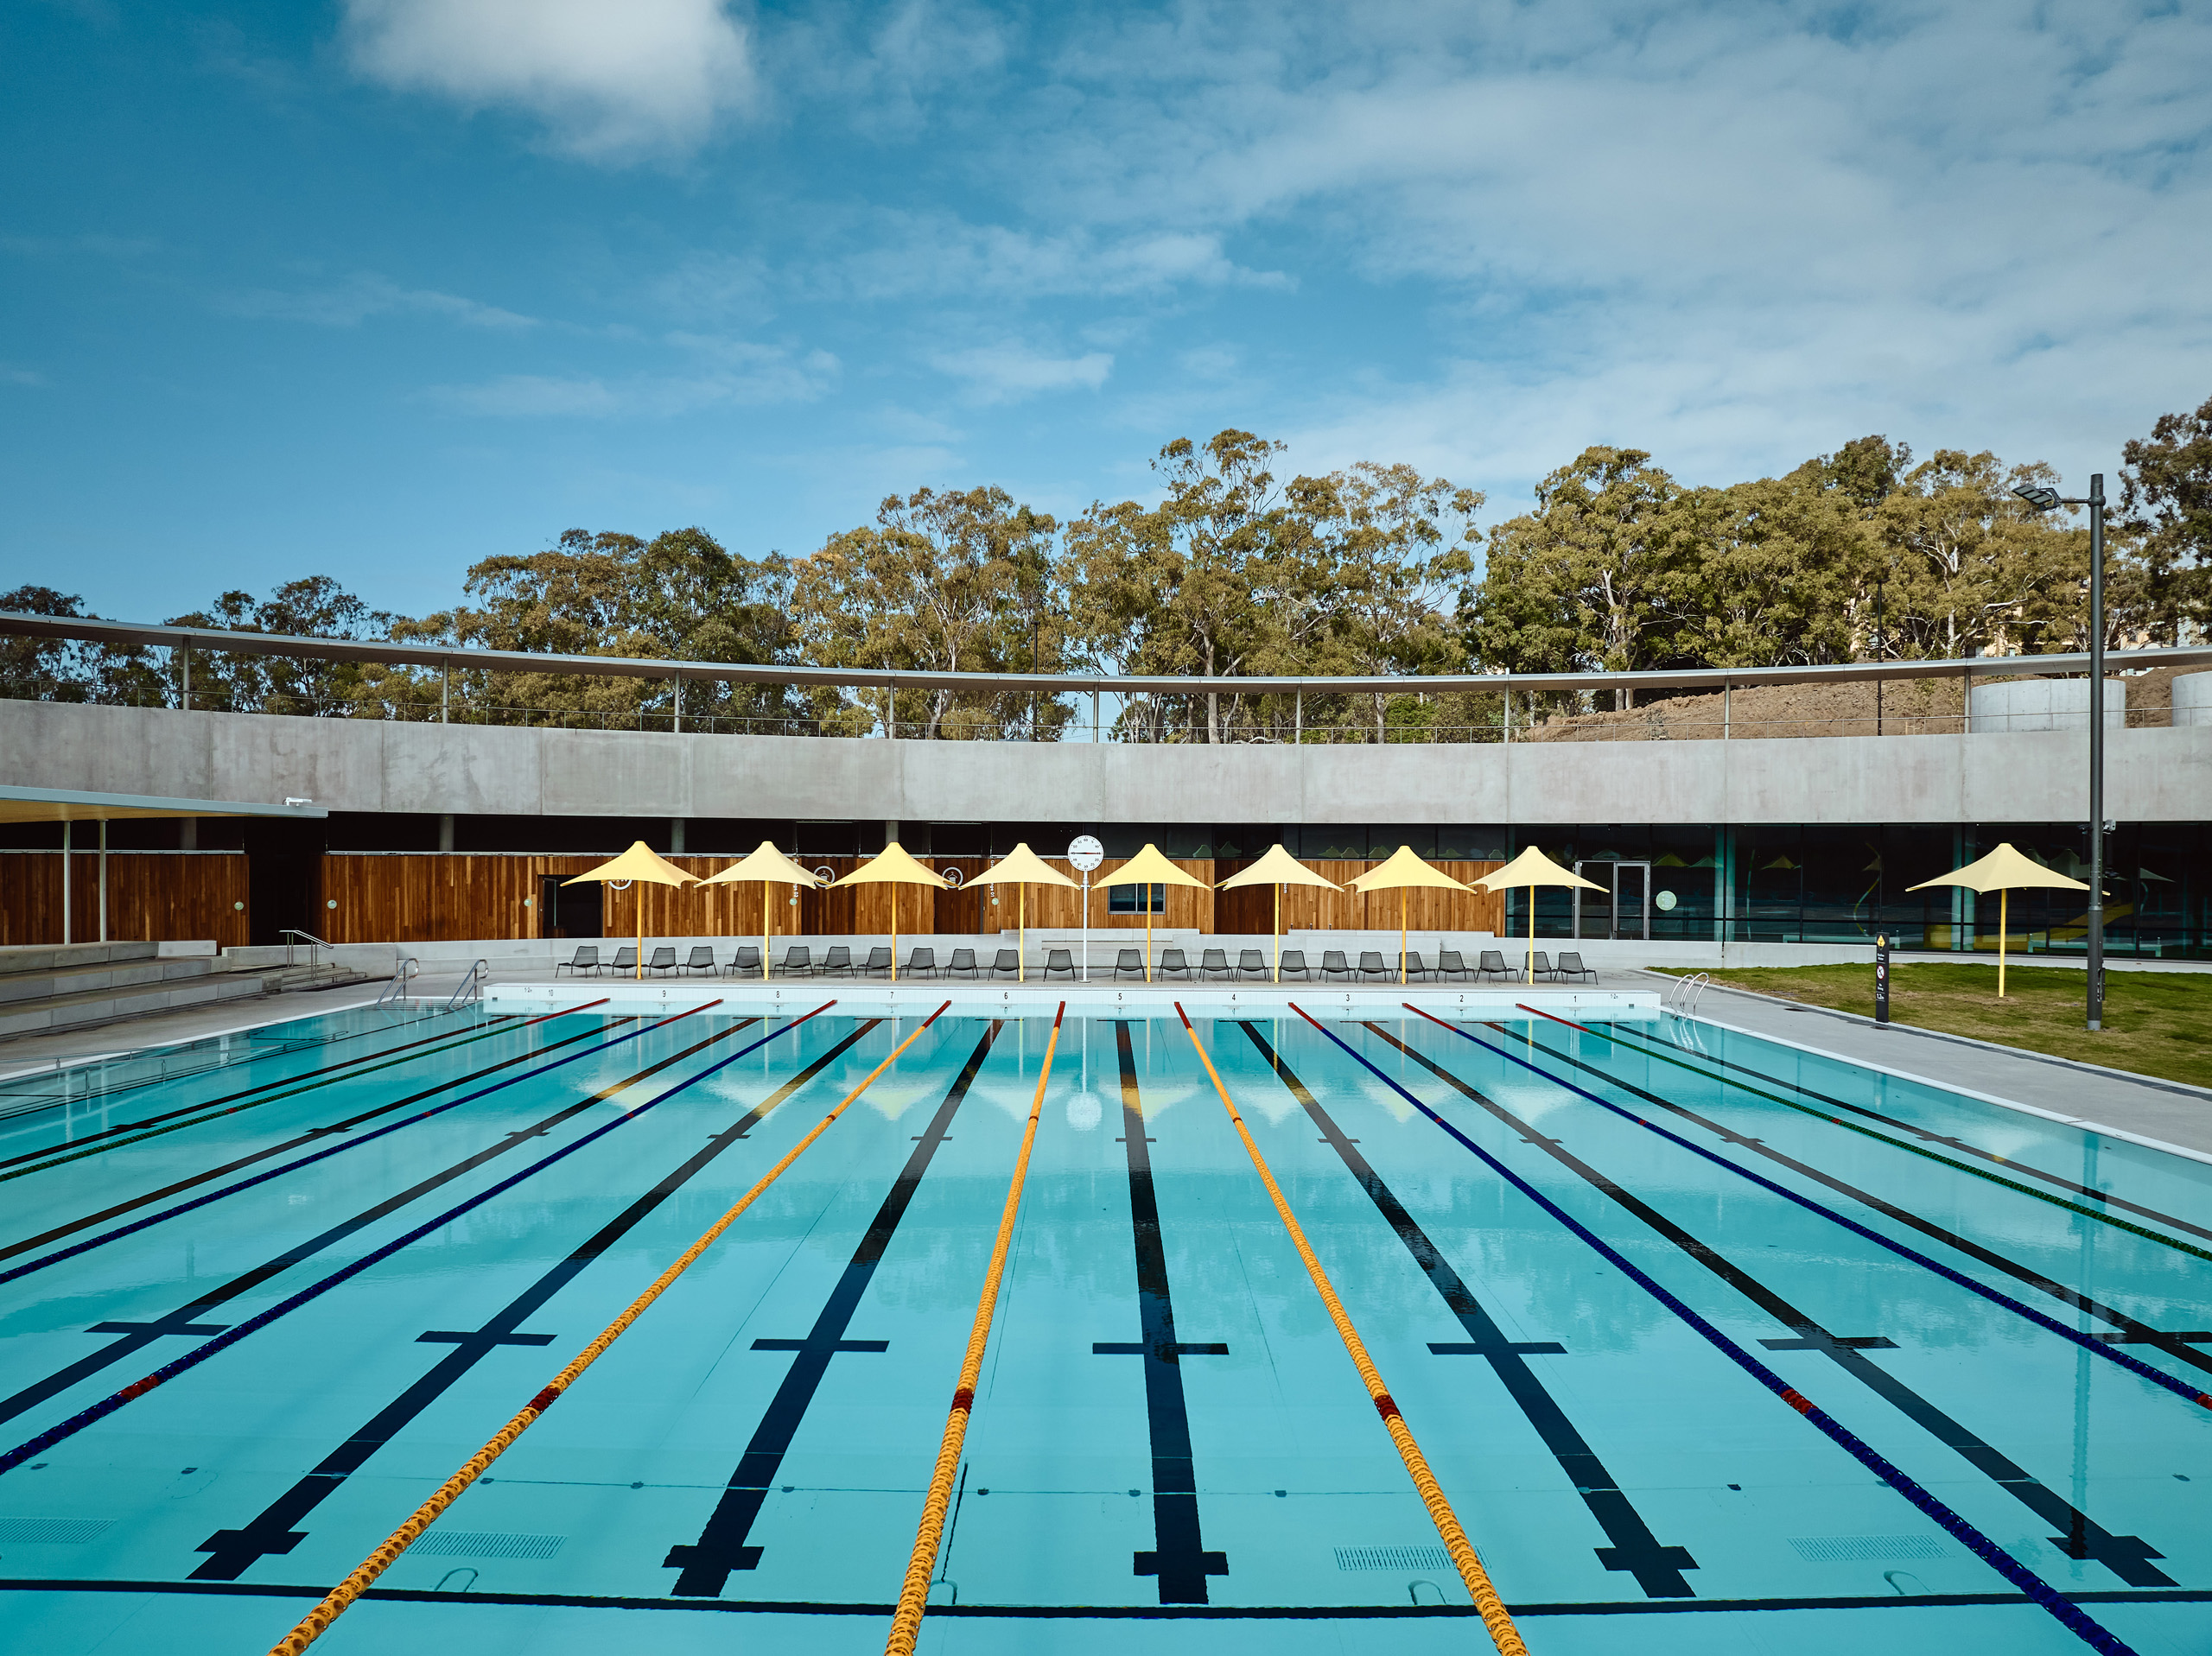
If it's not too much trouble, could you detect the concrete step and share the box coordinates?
[0,941,161,978]
[0,953,228,1009]
[0,970,276,1043]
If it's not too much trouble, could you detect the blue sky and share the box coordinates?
[4,0,2209,623]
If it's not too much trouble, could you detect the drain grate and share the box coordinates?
[1335,1545,1453,1572]
[0,1518,115,1544]
[1788,1534,1948,1563]
[412,1531,566,1560]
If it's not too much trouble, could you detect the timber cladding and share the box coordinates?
[0,852,251,949]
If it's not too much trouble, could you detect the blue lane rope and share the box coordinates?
[0,1002,833,1480]
[1289,1003,2139,1656]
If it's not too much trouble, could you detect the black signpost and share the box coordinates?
[1874,935,1890,1026]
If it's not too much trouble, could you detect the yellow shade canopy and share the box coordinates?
[976,842,1079,889]
[1216,844,1344,891]
[1907,842,2092,894]
[697,841,819,888]
[1100,843,1210,889]
[562,841,698,888]
[830,842,952,889]
[1348,845,1475,893]
[1474,846,1605,892]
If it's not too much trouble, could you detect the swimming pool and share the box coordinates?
[1,996,2206,1655]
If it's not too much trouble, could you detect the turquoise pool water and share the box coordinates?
[0,999,2207,1655]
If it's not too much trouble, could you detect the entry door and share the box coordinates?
[1573,862,1612,938]
[1614,862,1651,941]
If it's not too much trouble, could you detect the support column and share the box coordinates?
[180,644,191,713]
[671,818,686,854]
[675,677,683,734]
[437,815,455,853]
[441,663,449,723]
[60,821,72,945]
[99,820,108,942]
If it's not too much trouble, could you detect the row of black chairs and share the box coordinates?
[556,943,1598,984]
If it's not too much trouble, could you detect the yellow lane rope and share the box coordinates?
[266,1000,955,1656]
[1173,1004,1529,1656]
[883,1002,1065,1656]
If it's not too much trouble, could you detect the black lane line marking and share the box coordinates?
[0,1012,512,1171]
[0,1012,539,1183]
[663,1021,1002,1597]
[9,1577,2211,1618]
[1486,1019,2212,1391]
[0,1006,814,1474]
[1092,1021,1230,1605]
[1609,1019,2212,1249]
[190,1020,885,1579]
[1,1011,622,1274]
[1361,1024,2175,1589]
[1236,1020,1695,1597]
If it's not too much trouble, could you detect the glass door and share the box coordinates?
[1573,862,1613,938]
[1615,862,1650,941]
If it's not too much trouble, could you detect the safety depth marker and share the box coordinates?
[265,1001,952,1656]
[1173,1004,1529,1656]
[885,1002,1064,1655]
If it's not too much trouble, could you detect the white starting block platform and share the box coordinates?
[485,981,1662,1024]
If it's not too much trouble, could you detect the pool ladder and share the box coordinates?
[446,959,490,1011]
[375,956,419,1008]
[1662,972,1712,1017]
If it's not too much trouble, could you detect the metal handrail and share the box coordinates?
[446,959,489,1011]
[375,956,418,1008]
[279,929,331,970]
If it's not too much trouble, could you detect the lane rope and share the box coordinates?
[1296,1004,2138,1656]
[265,1000,952,1656]
[885,1002,1064,1656]
[1438,1005,2212,1412]
[1174,1004,1529,1656]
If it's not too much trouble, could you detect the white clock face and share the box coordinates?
[1067,834,1104,872]
[1655,890,1678,911]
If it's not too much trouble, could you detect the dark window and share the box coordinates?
[1108,883,1166,914]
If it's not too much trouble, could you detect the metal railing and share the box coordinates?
[278,930,330,970]
[375,956,418,1008]
[445,959,489,1011]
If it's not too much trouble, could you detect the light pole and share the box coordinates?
[2012,475,2106,1030]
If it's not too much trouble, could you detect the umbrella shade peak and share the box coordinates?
[563,841,697,887]
[1101,843,1210,890]
[976,842,1078,889]
[1348,845,1474,893]
[699,841,818,888]
[831,842,952,888]
[1908,842,2092,894]
[1474,846,1605,892]
[1217,843,1343,891]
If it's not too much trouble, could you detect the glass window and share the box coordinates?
[1107,884,1166,914]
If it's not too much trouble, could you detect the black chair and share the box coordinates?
[608,945,639,975]
[861,946,892,978]
[1400,949,1429,981]
[1554,950,1596,984]
[681,945,717,976]
[1321,949,1354,981]
[1476,949,1510,981]
[1236,949,1268,980]
[906,947,938,978]
[946,948,980,980]
[1526,950,1555,983]
[1156,947,1192,980]
[778,945,811,977]
[1435,949,1470,981]
[556,945,600,978]
[1044,948,1075,980]
[991,949,1020,979]
[820,944,853,977]
[644,946,679,976]
[1277,949,1311,981]
[1114,949,1146,980]
[1199,948,1232,980]
[727,945,761,976]
[1357,950,1390,981]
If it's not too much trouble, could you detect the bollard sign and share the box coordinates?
[1874,934,1890,1025]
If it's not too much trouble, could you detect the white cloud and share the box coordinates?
[429,335,839,416]
[818,213,1287,302]
[928,341,1113,403]
[226,273,537,330]
[342,0,754,162]
[0,364,46,388]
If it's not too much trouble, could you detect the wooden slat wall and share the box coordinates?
[0,853,251,948]
[1214,860,1506,935]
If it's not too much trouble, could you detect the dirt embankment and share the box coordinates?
[1524,663,2190,742]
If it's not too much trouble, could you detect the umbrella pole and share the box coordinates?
[1401,887,1408,986]
[1999,889,2006,999]
[1274,885,1281,983]
[1146,911,1153,983]
[636,888,644,981]
[892,886,899,985]
[1020,885,1026,984]
[1528,885,1535,985]
[762,881,771,981]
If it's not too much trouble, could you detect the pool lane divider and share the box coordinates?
[1294,1005,2140,1656]
[2,1001,620,1275]
[1098,1019,1230,1603]
[193,1018,892,1580]
[0,1009,551,1183]
[1354,1020,2174,1589]
[1173,1005,1529,1656]
[0,999,823,1475]
[885,1002,1064,1656]
[264,1000,949,1656]
[1610,1017,2212,1251]
[1233,1019,1698,1598]
[1454,1004,2212,1406]
[663,1015,997,1597]
[0,1010,515,1172]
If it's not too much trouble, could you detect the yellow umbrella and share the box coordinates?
[563,841,699,980]
[1909,842,2090,999]
[973,842,1077,982]
[830,843,950,983]
[1100,844,1210,981]
[1347,846,1474,984]
[699,841,819,980]
[1218,844,1343,981]
[1474,847,1604,986]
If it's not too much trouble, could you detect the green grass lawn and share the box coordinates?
[1659,962,2212,1090]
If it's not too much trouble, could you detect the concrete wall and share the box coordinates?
[2175,672,2212,727]
[1969,677,2126,733]
[7,698,2209,826]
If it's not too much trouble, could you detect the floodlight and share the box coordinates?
[2012,484,2063,511]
